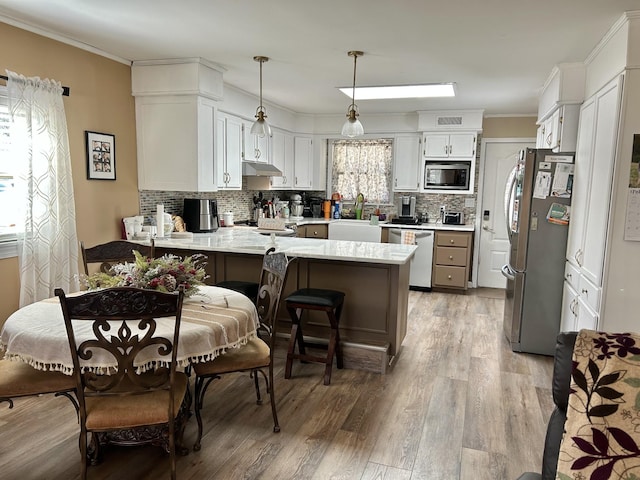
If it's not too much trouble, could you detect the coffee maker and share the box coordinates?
[397,195,416,218]
[183,199,219,232]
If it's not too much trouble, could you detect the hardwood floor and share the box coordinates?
[0,289,554,479]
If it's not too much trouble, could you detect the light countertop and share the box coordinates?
[152,227,417,265]
[295,218,475,232]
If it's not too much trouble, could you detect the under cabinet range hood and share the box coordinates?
[242,161,282,176]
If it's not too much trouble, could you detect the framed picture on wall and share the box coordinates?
[85,131,116,180]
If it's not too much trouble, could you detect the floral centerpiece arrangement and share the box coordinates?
[84,250,208,297]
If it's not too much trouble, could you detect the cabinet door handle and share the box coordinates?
[581,289,588,295]
[255,148,261,159]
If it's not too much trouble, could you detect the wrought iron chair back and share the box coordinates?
[80,239,155,275]
[56,286,185,480]
[191,247,292,450]
[255,247,291,343]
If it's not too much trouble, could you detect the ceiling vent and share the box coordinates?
[436,115,463,126]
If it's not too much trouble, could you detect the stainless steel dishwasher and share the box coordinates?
[389,228,434,289]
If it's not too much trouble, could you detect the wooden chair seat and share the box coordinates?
[0,360,75,397]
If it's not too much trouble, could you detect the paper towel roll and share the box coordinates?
[156,205,165,237]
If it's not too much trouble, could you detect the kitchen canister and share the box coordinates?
[222,211,234,227]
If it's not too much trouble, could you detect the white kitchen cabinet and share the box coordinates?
[536,104,581,152]
[423,132,476,158]
[560,75,622,332]
[215,112,243,190]
[270,129,294,189]
[242,120,270,163]
[567,77,621,286]
[135,95,217,192]
[561,280,599,332]
[561,279,578,332]
[393,134,421,191]
[294,135,313,189]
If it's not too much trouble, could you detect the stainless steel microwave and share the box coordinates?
[424,161,470,190]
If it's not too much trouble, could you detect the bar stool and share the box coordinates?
[284,288,345,385]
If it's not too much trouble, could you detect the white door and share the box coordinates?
[477,139,535,288]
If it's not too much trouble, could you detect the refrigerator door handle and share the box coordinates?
[504,164,518,242]
[501,263,516,281]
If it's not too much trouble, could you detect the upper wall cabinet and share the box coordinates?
[393,133,421,191]
[536,104,581,152]
[270,129,295,189]
[133,58,225,192]
[242,120,270,163]
[135,95,217,192]
[423,132,476,159]
[293,135,313,190]
[536,63,585,153]
[216,112,243,190]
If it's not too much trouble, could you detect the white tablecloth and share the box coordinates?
[0,286,259,374]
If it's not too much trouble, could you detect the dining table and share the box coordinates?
[0,285,259,374]
[0,284,259,458]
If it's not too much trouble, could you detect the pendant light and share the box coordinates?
[251,56,271,137]
[341,50,364,138]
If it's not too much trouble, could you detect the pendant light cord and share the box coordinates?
[259,58,264,110]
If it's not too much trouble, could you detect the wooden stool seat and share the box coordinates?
[284,288,345,385]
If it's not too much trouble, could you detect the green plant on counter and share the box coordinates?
[84,250,208,297]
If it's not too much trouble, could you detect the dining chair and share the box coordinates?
[56,286,187,480]
[0,359,78,412]
[192,247,292,451]
[80,239,155,275]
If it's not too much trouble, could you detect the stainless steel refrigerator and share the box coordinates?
[502,148,574,355]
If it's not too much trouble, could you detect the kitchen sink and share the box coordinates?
[328,219,382,243]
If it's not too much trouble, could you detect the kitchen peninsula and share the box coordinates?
[153,227,417,373]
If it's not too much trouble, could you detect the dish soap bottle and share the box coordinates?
[355,193,364,220]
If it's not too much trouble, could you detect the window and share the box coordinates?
[329,139,393,204]
[0,86,19,258]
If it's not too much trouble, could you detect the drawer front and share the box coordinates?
[433,265,467,288]
[578,274,600,313]
[305,224,328,239]
[435,246,467,266]
[564,261,580,290]
[436,232,470,248]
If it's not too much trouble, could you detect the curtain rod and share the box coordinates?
[0,75,70,96]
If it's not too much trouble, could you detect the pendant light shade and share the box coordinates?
[251,56,271,138]
[341,51,364,138]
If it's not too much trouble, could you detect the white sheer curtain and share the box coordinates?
[7,70,79,306]
[331,139,392,203]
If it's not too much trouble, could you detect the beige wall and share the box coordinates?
[482,116,537,138]
[0,22,139,324]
